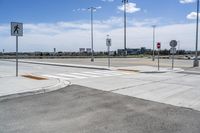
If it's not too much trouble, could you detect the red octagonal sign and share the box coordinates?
[157,42,161,49]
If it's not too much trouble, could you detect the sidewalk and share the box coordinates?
[0,75,70,100]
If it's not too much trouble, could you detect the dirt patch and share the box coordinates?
[22,75,48,80]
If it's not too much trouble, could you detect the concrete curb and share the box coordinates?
[116,67,184,74]
[3,59,110,70]
[178,70,200,75]
[0,78,71,101]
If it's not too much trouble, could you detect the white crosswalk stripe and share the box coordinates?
[93,71,123,76]
[57,74,87,79]
[71,73,100,78]
[42,70,125,80]
[43,75,72,80]
[82,72,113,76]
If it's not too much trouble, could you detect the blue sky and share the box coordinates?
[0,0,196,24]
[0,0,199,52]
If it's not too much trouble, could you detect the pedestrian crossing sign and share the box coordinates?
[11,22,23,36]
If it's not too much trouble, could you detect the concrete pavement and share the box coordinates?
[0,76,70,99]
[73,71,200,111]
[0,60,71,98]
[1,59,200,132]
[1,59,200,112]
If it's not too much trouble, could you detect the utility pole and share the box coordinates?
[2,49,5,56]
[178,40,180,55]
[194,0,199,67]
[122,0,128,56]
[106,35,112,68]
[152,25,156,61]
[88,7,96,62]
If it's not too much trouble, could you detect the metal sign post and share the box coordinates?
[107,46,110,68]
[170,48,176,70]
[158,50,160,71]
[157,42,161,71]
[11,22,23,77]
[172,49,175,70]
[106,35,112,68]
[170,40,177,70]
[16,36,18,77]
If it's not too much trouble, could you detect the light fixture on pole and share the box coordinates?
[194,0,199,67]
[88,7,96,62]
[152,25,156,61]
[122,0,128,56]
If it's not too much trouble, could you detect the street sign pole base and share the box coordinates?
[91,58,94,62]
[152,57,155,61]
[193,59,199,67]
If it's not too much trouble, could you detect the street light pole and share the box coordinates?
[194,0,199,67]
[88,7,96,62]
[152,25,156,61]
[178,40,180,55]
[107,35,111,68]
[122,0,128,56]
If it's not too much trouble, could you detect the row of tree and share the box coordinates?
[0,50,196,57]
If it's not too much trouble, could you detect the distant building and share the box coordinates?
[54,48,56,53]
[79,48,85,53]
[86,48,92,53]
[117,47,148,55]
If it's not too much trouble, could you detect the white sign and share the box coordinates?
[11,22,23,36]
[170,48,177,54]
[170,40,177,48]
[106,38,111,47]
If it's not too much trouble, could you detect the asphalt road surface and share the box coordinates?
[28,58,193,68]
[1,85,200,133]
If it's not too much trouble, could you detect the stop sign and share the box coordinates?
[157,42,161,49]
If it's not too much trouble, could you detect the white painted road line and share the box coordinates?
[42,71,127,81]
[57,74,87,79]
[82,71,123,76]
[82,72,113,76]
[93,71,123,76]
[43,75,72,80]
[71,73,100,78]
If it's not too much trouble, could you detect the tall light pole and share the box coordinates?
[194,0,199,67]
[178,40,180,55]
[88,7,96,62]
[122,0,128,56]
[152,25,156,61]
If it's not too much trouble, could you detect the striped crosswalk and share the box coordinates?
[42,70,125,81]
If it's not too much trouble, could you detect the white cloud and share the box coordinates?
[0,19,197,52]
[73,6,102,12]
[96,6,102,9]
[118,3,141,13]
[187,12,200,19]
[73,8,87,12]
[180,0,196,4]
[102,0,114,2]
